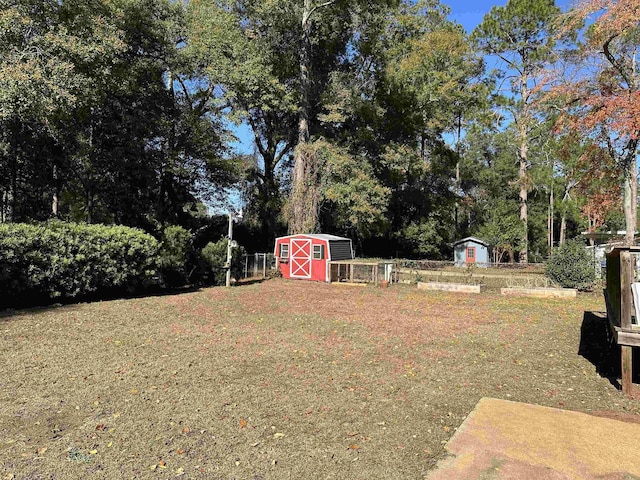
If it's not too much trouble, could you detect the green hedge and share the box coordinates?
[157,225,192,287]
[0,221,159,304]
[201,238,245,286]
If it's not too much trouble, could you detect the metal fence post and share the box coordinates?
[262,253,266,277]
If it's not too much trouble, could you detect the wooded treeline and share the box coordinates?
[1,0,637,261]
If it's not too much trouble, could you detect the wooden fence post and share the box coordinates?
[620,250,634,396]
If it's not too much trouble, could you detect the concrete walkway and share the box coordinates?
[427,398,640,480]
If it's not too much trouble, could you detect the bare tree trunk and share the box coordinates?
[86,192,93,223]
[86,112,95,224]
[9,154,17,222]
[518,128,528,263]
[547,184,553,255]
[298,0,312,148]
[622,157,638,246]
[289,0,314,234]
[52,164,59,217]
[454,113,462,237]
[516,71,531,263]
[559,215,567,245]
[289,0,335,234]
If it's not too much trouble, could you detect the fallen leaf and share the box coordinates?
[89,450,97,455]
[182,427,190,434]
[158,460,167,469]
[37,447,47,455]
[149,465,157,471]
[177,449,184,455]
[348,444,359,450]
[239,418,247,429]
[95,424,106,431]
[273,433,285,438]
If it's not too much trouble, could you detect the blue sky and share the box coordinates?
[447,0,497,32]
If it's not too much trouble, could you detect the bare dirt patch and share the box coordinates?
[0,279,637,479]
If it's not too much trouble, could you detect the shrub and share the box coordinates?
[546,240,595,290]
[157,225,192,286]
[0,221,159,305]
[201,238,245,286]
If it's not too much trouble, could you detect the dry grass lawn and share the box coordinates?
[1,279,638,479]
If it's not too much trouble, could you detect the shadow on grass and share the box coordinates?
[236,277,269,286]
[578,311,640,389]
[0,285,202,320]
[0,278,274,320]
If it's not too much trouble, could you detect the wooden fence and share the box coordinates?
[329,261,396,284]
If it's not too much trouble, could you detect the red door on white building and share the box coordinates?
[290,239,312,278]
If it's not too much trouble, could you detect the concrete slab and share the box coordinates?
[427,398,640,480]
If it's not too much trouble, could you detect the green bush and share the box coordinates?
[0,221,159,304]
[546,240,595,290]
[201,238,245,286]
[157,225,192,286]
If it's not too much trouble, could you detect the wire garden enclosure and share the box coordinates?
[242,253,276,279]
[329,261,396,284]
[393,259,550,290]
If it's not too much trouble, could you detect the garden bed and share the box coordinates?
[417,281,485,293]
[501,287,577,299]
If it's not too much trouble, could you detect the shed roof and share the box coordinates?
[453,236,489,247]
[276,234,351,242]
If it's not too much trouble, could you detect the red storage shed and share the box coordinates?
[274,234,354,282]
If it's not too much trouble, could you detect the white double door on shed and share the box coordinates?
[289,239,312,279]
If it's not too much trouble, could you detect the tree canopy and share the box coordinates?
[1,0,635,259]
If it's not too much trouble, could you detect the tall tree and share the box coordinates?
[186,0,307,239]
[553,0,640,245]
[387,1,485,237]
[463,124,522,262]
[473,0,561,262]
[288,0,396,234]
[0,0,237,229]
[0,0,126,221]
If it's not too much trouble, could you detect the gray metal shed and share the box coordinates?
[453,237,490,267]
